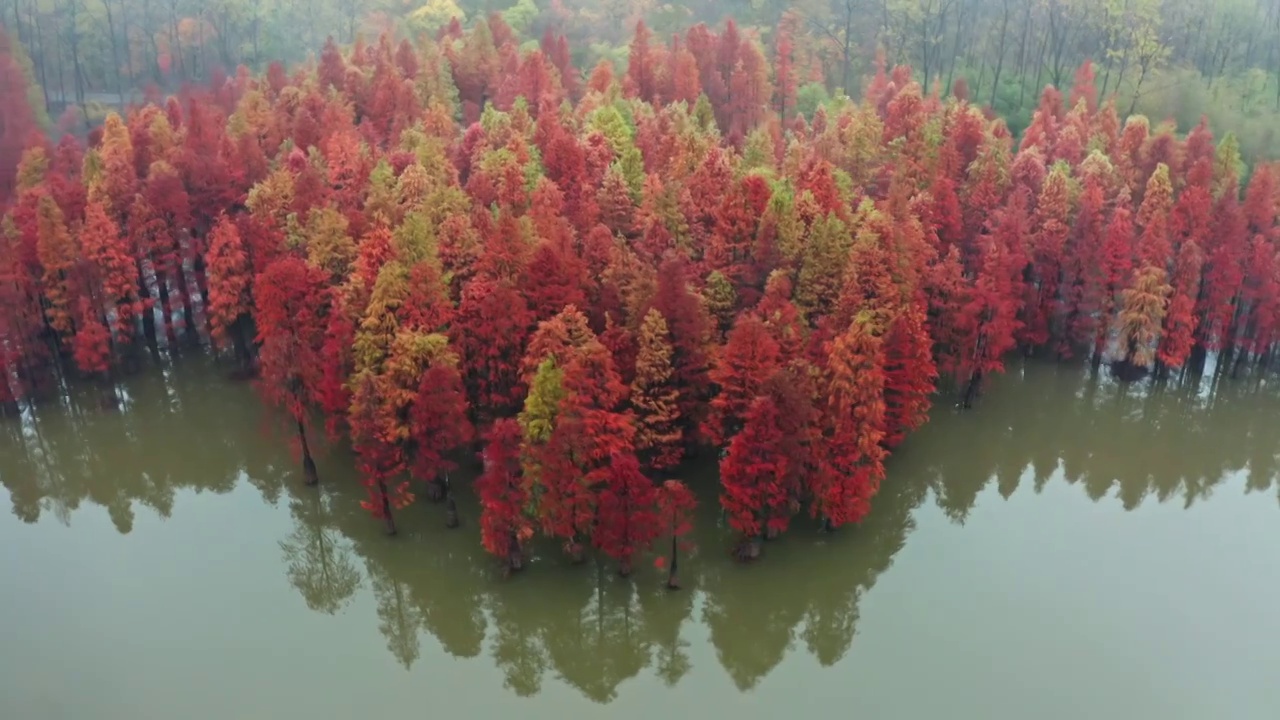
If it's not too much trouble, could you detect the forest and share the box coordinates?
[3,4,1280,579]
[5,0,1280,160]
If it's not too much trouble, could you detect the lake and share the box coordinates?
[2,357,1279,719]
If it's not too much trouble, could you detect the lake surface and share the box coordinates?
[3,357,1280,719]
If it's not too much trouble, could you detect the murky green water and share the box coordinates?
[3,358,1280,719]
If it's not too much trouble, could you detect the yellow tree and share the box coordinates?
[631,309,683,472]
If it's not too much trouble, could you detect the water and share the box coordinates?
[3,358,1280,719]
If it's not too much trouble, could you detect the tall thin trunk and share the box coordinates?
[666,535,680,589]
[379,480,397,535]
[989,0,1012,108]
[298,419,319,486]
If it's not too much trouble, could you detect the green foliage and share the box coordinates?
[796,82,830,120]
[501,0,540,34]
[408,0,468,34]
[519,358,565,443]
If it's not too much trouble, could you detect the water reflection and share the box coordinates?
[3,356,1280,704]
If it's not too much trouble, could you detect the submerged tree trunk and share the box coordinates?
[380,480,397,535]
[961,369,983,409]
[298,419,319,486]
[666,535,680,589]
[444,496,459,528]
[230,315,255,377]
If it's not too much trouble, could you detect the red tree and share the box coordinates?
[705,313,781,446]
[594,451,660,576]
[254,257,331,486]
[654,479,697,588]
[813,320,886,529]
[205,214,254,371]
[719,393,789,560]
[477,418,533,573]
[882,300,937,448]
[455,275,532,418]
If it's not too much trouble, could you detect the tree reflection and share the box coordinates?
[5,355,1280,703]
[279,488,361,615]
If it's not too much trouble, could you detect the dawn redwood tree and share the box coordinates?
[477,418,533,573]
[654,479,697,589]
[1093,198,1136,363]
[594,451,660,576]
[881,300,937,448]
[455,275,533,418]
[1062,172,1108,358]
[254,257,331,486]
[958,236,1022,407]
[348,370,409,535]
[523,337,633,561]
[647,258,712,443]
[705,313,781,447]
[78,199,139,352]
[1157,240,1204,372]
[0,29,37,207]
[205,215,255,372]
[71,299,112,381]
[626,21,659,104]
[631,309,684,472]
[1115,265,1172,372]
[720,393,790,561]
[35,195,78,352]
[813,319,886,530]
[408,361,473,505]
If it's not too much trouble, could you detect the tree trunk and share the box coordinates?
[298,419,319,486]
[230,315,254,376]
[666,535,680,589]
[379,480,397,535]
[961,369,983,408]
[444,495,459,529]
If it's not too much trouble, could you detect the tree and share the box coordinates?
[348,369,410,535]
[35,195,78,350]
[455,276,532,418]
[654,479,696,589]
[626,21,659,104]
[0,29,38,207]
[205,214,254,372]
[408,363,473,506]
[477,418,533,573]
[647,258,712,443]
[631,309,684,472]
[594,451,660,576]
[719,393,789,560]
[881,300,936,448]
[1115,265,1171,372]
[705,313,781,447]
[813,319,886,530]
[254,257,331,486]
[78,199,139,354]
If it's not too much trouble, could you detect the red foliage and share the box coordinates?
[477,419,533,568]
[594,451,660,575]
[0,29,38,207]
[79,200,140,347]
[719,394,790,541]
[813,320,886,528]
[205,215,252,353]
[705,313,781,446]
[408,364,474,484]
[455,276,532,418]
[253,257,329,421]
[626,21,660,104]
[647,257,712,439]
[882,300,937,448]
